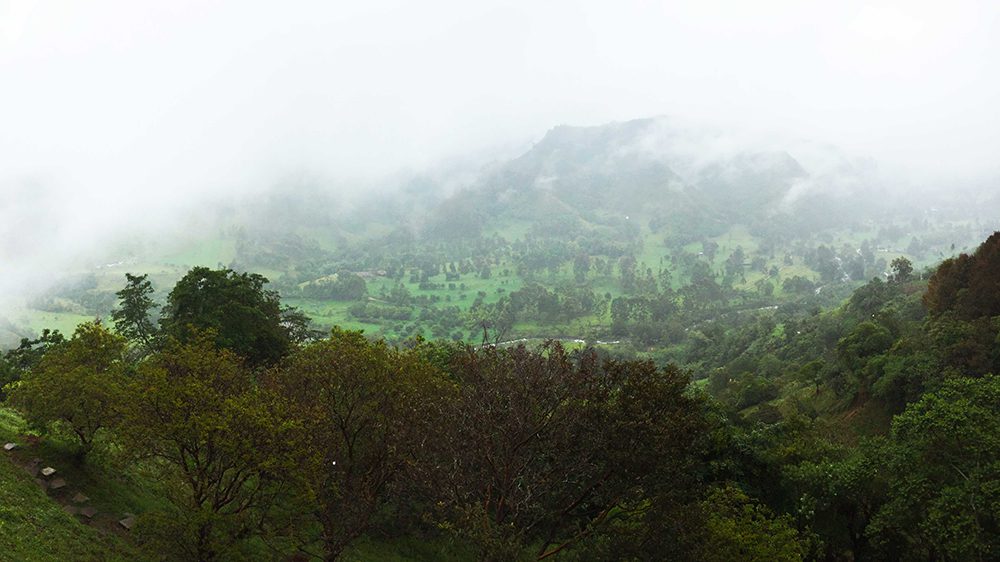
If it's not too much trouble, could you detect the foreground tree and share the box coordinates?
[428,343,708,560]
[116,333,293,561]
[696,485,808,562]
[0,354,12,398]
[266,328,451,560]
[868,374,1000,560]
[7,322,125,457]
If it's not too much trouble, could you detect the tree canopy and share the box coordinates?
[925,231,1000,319]
[265,328,450,560]
[7,322,126,455]
[116,332,294,561]
[159,267,293,366]
[868,374,1000,560]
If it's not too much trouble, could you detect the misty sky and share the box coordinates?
[1,0,999,300]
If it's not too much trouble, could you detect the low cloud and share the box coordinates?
[2,0,998,310]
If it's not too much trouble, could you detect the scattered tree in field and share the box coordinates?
[755,278,774,297]
[724,246,746,282]
[573,252,590,283]
[7,322,125,457]
[301,271,367,300]
[619,254,638,292]
[810,244,841,283]
[782,275,815,295]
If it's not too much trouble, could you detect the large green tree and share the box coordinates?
[696,485,808,562]
[428,343,708,560]
[0,328,66,398]
[160,267,295,366]
[116,332,293,561]
[7,322,125,456]
[266,328,451,560]
[868,374,1000,560]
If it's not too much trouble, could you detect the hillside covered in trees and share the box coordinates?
[2,118,1000,561]
[2,229,999,561]
[8,0,1000,558]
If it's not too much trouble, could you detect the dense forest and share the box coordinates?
[2,228,999,560]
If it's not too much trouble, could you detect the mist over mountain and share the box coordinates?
[2,114,996,326]
[5,0,1000,329]
[3,113,996,351]
[6,3,1000,559]
[409,116,974,245]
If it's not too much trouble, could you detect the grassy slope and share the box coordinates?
[0,408,140,561]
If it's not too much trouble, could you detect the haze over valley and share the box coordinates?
[4,0,1000,317]
[2,2,1000,561]
[2,115,998,349]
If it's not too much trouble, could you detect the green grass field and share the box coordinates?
[160,237,237,268]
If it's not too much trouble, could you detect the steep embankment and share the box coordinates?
[0,452,134,561]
